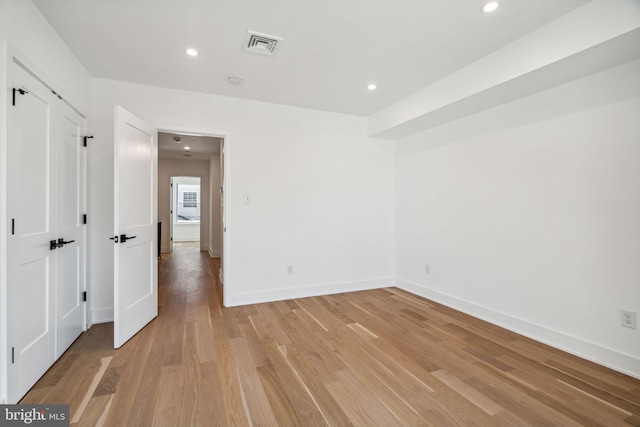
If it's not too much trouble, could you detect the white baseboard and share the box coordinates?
[90,307,114,325]
[225,277,394,307]
[395,278,640,380]
[208,248,221,258]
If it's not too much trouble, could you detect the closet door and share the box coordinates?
[55,103,85,358]
[7,62,57,403]
[6,57,86,403]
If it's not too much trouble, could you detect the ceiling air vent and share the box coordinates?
[242,31,283,56]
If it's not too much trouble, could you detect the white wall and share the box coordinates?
[0,0,91,113]
[173,222,200,242]
[159,164,209,250]
[395,59,640,378]
[209,152,222,257]
[0,0,92,405]
[90,78,395,311]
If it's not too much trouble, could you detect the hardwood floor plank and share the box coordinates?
[182,321,203,386]
[230,337,279,425]
[332,355,426,426]
[465,374,585,426]
[31,352,80,389]
[255,363,302,426]
[248,309,292,346]
[196,360,227,426]
[70,356,112,423]
[212,318,250,427]
[151,366,187,427]
[195,306,217,363]
[238,322,269,368]
[73,394,113,427]
[431,369,504,416]
[545,358,640,405]
[259,339,327,425]
[281,343,353,426]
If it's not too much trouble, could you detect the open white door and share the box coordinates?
[114,106,157,348]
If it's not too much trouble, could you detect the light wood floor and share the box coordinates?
[21,242,640,426]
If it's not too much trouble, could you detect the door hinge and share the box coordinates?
[11,347,15,364]
[11,218,15,235]
[82,291,87,302]
[83,136,94,147]
[83,214,87,224]
[12,88,28,106]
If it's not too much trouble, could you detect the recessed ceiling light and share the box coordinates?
[184,146,190,151]
[482,1,499,13]
[186,48,198,57]
[367,83,377,91]
[228,75,244,85]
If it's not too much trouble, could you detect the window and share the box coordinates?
[176,183,201,223]
[183,191,197,208]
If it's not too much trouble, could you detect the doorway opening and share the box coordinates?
[171,176,201,246]
[157,131,225,290]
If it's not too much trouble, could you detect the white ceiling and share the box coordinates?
[32,0,592,116]
[158,132,221,160]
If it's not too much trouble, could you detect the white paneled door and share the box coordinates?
[113,106,158,348]
[55,102,86,358]
[7,59,85,403]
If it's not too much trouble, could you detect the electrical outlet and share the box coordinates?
[621,310,637,329]
[425,264,430,275]
[286,265,294,275]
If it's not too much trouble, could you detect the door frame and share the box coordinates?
[0,39,12,405]
[155,124,230,307]
[169,176,174,253]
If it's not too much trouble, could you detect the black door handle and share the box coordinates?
[57,238,75,247]
[120,234,137,243]
[110,236,119,243]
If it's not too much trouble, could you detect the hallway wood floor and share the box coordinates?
[21,242,640,426]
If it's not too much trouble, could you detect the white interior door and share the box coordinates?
[55,102,86,358]
[7,62,57,403]
[114,106,158,348]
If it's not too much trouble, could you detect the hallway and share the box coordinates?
[19,244,640,426]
